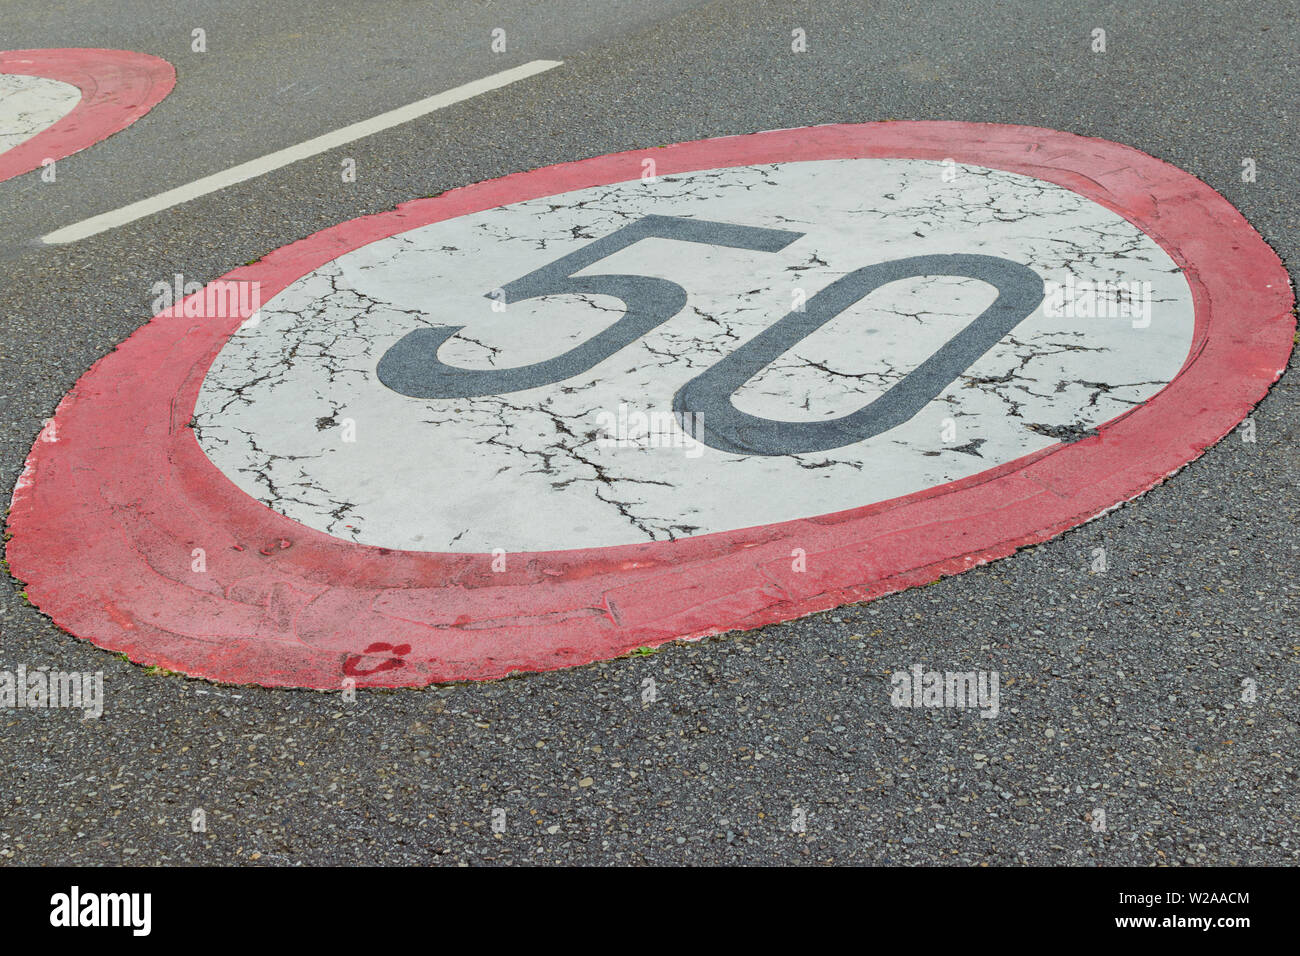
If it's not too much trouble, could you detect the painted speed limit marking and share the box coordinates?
[7,122,1293,688]
[199,160,1193,551]
[0,49,174,183]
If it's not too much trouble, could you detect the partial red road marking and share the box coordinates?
[0,48,174,183]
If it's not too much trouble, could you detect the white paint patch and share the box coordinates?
[0,73,81,154]
[195,159,1196,551]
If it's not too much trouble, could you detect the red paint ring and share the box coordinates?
[6,122,1294,687]
[0,48,175,183]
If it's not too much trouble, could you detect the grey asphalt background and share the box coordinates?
[1,0,1297,865]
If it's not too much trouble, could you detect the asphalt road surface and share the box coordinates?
[1,0,1297,864]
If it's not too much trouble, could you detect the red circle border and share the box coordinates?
[0,48,175,183]
[6,122,1294,688]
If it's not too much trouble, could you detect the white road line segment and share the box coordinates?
[40,59,563,245]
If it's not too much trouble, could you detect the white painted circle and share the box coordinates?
[0,73,81,154]
[195,159,1195,552]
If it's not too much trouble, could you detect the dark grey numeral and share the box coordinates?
[376,214,804,398]
[377,215,1044,457]
[672,254,1044,455]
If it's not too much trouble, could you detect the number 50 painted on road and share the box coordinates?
[377,214,1044,456]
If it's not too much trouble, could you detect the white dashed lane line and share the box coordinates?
[39,59,563,245]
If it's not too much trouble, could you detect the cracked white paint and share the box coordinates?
[0,73,81,154]
[195,159,1196,551]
